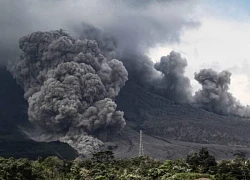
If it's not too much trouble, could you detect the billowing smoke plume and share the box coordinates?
[9,30,128,155]
[154,51,192,103]
[193,69,250,117]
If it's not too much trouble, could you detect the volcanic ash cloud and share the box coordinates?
[193,69,250,117]
[9,30,128,155]
[154,51,192,103]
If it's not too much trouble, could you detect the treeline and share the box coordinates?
[0,148,249,180]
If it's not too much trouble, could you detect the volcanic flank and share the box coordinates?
[8,30,128,155]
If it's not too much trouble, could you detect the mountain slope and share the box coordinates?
[2,66,250,160]
[112,80,250,159]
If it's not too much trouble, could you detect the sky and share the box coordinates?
[148,0,250,105]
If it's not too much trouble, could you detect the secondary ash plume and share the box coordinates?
[193,69,250,117]
[9,30,128,155]
[79,24,193,103]
[79,23,250,115]
[154,51,192,103]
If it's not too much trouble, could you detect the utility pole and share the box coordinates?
[139,130,144,156]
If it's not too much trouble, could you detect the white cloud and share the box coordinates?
[230,74,250,105]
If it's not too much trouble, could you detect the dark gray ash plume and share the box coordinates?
[9,30,128,155]
[193,69,250,117]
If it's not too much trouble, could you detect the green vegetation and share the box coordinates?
[0,148,249,180]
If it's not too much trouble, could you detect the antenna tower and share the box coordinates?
[139,130,144,156]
